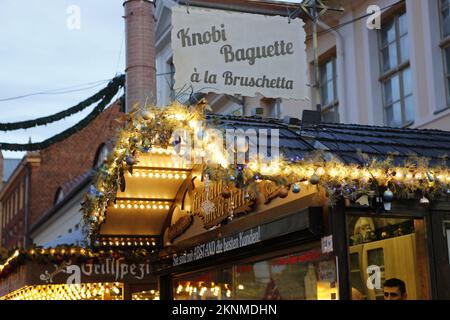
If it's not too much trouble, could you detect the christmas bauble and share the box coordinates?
[88,185,97,195]
[292,183,301,194]
[142,110,153,120]
[310,174,320,185]
[125,155,135,166]
[383,189,394,202]
[278,188,289,198]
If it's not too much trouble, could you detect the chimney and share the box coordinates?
[123,0,157,112]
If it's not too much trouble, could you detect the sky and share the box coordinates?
[0,0,302,160]
[0,0,125,159]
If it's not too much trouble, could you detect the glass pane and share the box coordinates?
[399,13,408,36]
[173,268,233,300]
[402,68,412,95]
[386,102,402,127]
[381,20,396,46]
[447,77,450,105]
[442,7,450,37]
[383,75,400,105]
[327,81,334,102]
[367,249,385,300]
[234,251,338,300]
[405,95,414,123]
[321,81,335,106]
[445,47,450,74]
[400,35,409,63]
[381,43,398,72]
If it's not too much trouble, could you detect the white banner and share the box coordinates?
[171,6,307,100]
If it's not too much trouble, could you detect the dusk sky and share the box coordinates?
[0,0,302,159]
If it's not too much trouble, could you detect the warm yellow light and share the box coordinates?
[317,167,325,176]
[238,285,244,290]
[120,204,126,209]
[127,204,132,209]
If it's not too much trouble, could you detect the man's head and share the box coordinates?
[383,278,407,300]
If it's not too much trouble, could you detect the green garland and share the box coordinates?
[0,76,125,152]
[0,75,124,131]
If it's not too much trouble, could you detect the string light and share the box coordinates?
[1,283,124,300]
[114,200,172,210]
[128,169,189,180]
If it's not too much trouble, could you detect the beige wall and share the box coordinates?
[300,0,450,130]
[155,0,450,130]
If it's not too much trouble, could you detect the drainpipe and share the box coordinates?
[316,20,347,123]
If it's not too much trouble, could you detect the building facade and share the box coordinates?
[0,102,123,250]
[154,0,450,131]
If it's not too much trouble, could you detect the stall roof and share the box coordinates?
[208,114,450,166]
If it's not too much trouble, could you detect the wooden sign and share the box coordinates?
[168,215,193,242]
[192,182,255,229]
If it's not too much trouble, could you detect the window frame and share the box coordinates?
[439,0,450,110]
[378,10,413,128]
[318,55,339,123]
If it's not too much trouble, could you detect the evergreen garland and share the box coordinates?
[0,75,125,152]
[0,75,124,131]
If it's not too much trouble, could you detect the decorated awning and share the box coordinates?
[81,99,450,252]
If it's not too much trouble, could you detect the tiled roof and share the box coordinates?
[208,115,450,166]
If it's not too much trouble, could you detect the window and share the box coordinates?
[319,57,339,123]
[440,0,450,108]
[93,143,109,168]
[166,58,176,102]
[172,250,338,300]
[54,188,65,205]
[379,12,413,127]
[347,216,431,300]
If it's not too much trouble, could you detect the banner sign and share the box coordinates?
[171,6,307,100]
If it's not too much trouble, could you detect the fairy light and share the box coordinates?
[2,283,124,300]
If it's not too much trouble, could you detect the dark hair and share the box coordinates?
[383,278,406,294]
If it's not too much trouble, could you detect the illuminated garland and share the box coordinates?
[0,245,151,280]
[81,99,450,239]
[0,75,125,151]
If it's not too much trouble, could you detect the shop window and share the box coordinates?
[173,268,233,300]
[172,250,338,300]
[347,216,431,300]
[379,11,413,127]
[319,57,339,123]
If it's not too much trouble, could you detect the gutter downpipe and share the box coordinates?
[316,19,347,124]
